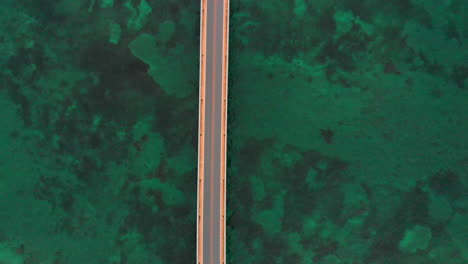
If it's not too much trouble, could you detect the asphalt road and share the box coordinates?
[197,0,229,263]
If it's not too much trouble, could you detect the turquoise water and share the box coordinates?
[0,1,198,263]
[226,0,467,263]
[0,0,466,263]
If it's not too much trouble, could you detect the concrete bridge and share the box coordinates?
[196,0,229,263]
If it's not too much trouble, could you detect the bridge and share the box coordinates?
[196,0,229,263]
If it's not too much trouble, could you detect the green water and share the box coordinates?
[0,0,466,264]
[0,0,198,263]
[226,0,467,263]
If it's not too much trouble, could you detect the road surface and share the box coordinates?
[196,0,229,263]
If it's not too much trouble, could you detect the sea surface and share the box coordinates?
[0,0,466,264]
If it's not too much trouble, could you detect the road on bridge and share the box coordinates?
[196,0,229,263]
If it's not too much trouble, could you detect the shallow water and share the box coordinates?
[0,1,198,263]
[0,0,466,264]
[226,0,467,263]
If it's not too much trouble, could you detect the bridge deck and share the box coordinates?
[197,0,229,263]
